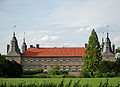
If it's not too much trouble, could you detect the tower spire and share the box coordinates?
[21,32,27,53]
[13,26,16,37]
[13,32,15,37]
[107,26,109,37]
[23,32,26,42]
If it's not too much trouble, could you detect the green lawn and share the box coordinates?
[0,78,120,87]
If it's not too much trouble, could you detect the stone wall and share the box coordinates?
[6,56,21,64]
[102,56,115,62]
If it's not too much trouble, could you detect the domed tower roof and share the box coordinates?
[102,32,114,56]
[7,32,21,56]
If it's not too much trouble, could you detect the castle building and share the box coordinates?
[6,32,115,75]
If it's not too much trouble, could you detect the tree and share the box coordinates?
[83,29,102,76]
[0,55,23,77]
[116,47,120,53]
[48,65,68,75]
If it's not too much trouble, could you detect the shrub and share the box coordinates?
[93,70,102,78]
[117,72,120,77]
[79,71,90,78]
[62,74,76,78]
[102,72,116,77]
[48,70,68,75]
[110,72,116,77]
[23,68,43,75]
[33,74,51,78]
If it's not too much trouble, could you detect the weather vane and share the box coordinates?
[13,26,16,32]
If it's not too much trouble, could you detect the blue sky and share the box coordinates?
[0,0,120,54]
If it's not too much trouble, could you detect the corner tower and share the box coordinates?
[102,32,115,61]
[6,32,21,64]
[21,37,27,53]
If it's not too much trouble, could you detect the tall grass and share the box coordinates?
[0,79,120,87]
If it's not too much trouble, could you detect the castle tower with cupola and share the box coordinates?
[102,32,115,61]
[6,32,21,64]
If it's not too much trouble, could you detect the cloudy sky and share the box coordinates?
[0,0,120,54]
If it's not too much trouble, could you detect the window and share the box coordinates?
[41,60,44,62]
[66,60,69,62]
[44,69,47,72]
[78,59,83,62]
[23,60,27,62]
[60,68,63,70]
[47,60,51,62]
[78,68,82,71]
[24,69,28,70]
[29,60,33,62]
[72,68,75,71]
[53,60,57,62]
[66,68,69,71]
[106,57,109,61]
[72,60,76,62]
[59,60,63,62]
[35,60,39,62]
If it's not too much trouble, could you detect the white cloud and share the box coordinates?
[27,30,50,35]
[0,11,6,16]
[75,24,105,33]
[39,36,59,41]
[62,43,77,47]
[114,35,120,42]
[77,28,84,32]
[52,0,120,28]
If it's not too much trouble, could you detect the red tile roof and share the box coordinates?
[22,47,85,57]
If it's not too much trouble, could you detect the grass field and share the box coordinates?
[0,78,120,87]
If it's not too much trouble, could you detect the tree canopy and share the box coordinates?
[83,29,102,75]
[0,55,23,77]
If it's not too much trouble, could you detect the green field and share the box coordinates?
[0,78,120,87]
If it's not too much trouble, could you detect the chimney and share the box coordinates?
[36,44,39,49]
[7,44,10,53]
[30,45,33,48]
[85,43,87,48]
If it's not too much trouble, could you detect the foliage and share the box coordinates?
[116,47,120,52]
[23,68,43,75]
[91,60,120,77]
[79,71,90,78]
[48,65,68,75]
[0,55,23,77]
[83,29,102,75]
[98,61,116,73]
[93,70,102,78]
[33,74,51,78]
[48,70,68,75]
[52,64,60,70]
